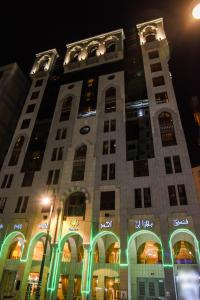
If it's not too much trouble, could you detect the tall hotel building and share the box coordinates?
[0,18,199,300]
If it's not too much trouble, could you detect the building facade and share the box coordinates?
[0,63,29,169]
[0,18,200,300]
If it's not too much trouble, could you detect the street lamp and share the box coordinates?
[35,194,55,300]
[191,1,200,19]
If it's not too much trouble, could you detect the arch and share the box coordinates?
[59,95,73,122]
[7,237,24,260]
[92,231,120,250]
[158,111,177,146]
[105,86,117,113]
[71,144,87,182]
[59,232,83,252]
[70,46,83,63]
[8,135,25,166]
[0,231,25,259]
[37,55,50,72]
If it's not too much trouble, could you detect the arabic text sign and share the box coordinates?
[100,221,113,229]
[14,224,22,230]
[135,219,154,229]
[39,223,48,229]
[173,218,189,227]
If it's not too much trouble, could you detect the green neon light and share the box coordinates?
[164,264,173,268]
[0,231,25,258]
[120,263,128,267]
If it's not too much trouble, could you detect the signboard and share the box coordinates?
[14,224,22,230]
[39,223,48,229]
[173,218,189,227]
[100,221,112,230]
[135,219,154,229]
[68,219,79,231]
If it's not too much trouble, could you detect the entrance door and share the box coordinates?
[105,277,120,300]
[137,278,165,300]
[25,272,39,300]
[0,270,17,298]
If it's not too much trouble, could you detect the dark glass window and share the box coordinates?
[56,128,67,140]
[109,163,115,180]
[53,170,60,184]
[51,147,63,161]
[80,126,90,135]
[71,145,87,181]
[88,45,98,58]
[150,62,162,72]
[101,164,108,180]
[155,92,168,104]
[100,191,115,210]
[152,76,165,87]
[64,192,86,218]
[22,172,34,187]
[146,34,156,43]
[173,156,182,173]
[144,188,151,207]
[134,160,149,177]
[6,174,13,188]
[0,197,7,213]
[30,91,39,100]
[178,185,187,205]
[1,175,8,188]
[51,148,57,161]
[8,136,25,166]
[105,87,116,113]
[35,79,43,87]
[78,78,97,118]
[110,140,116,154]
[110,120,116,131]
[15,197,23,213]
[21,119,31,129]
[135,189,142,208]
[104,121,109,132]
[164,157,173,174]
[159,112,177,146]
[46,170,53,185]
[168,186,177,206]
[60,96,72,121]
[57,147,64,160]
[148,50,159,59]
[71,51,80,63]
[106,42,116,53]
[21,196,29,213]
[26,104,36,114]
[103,141,109,155]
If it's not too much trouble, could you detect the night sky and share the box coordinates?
[1,0,200,165]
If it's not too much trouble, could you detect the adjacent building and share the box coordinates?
[0,18,199,300]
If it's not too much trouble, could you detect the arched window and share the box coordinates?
[146,34,157,43]
[159,112,177,146]
[38,55,49,72]
[64,192,86,218]
[62,241,72,262]
[174,241,196,264]
[32,240,44,261]
[8,136,25,166]
[60,96,73,122]
[106,242,120,263]
[71,51,80,63]
[71,145,87,181]
[105,87,116,113]
[88,45,98,58]
[137,241,162,264]
[8,240,22,260]
[106,42,116,53]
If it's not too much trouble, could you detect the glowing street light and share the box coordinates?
[192,2,200,19]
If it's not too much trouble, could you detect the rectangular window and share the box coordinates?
[46,170,53,185]
[178,184,187,205]
[168,185,177,206]
[51,148,57,161]
[164,157,173,174]
[109,163,115,180]
[144,187,151,207]
[150,62,162,72]
[135,189,142,208]
[134,160,149,177]
[15,197,23,213]
[56,128,67,140]
[26,104,36,113]
[0,197,7,213]
[110,140,116,154]
[152,76,165,87]
[21,119,31,129]
[30,91,39,100]
[148,50,159,59]
[22,172,34,187]
[104,121,109,132]
[103,141,109,155]
[35,79,43,87]
[15,196,29,213]
[173,156,182,173]
[57,147,64,160]
[21,196,29,213]
[155,92,168,104]
[51,147,64,161]
[100,191,115,210]
[1,175,8,188]
[53,169,60,184]
[111,120,116,131]
[46,169,60,185]
[101,164,108,180]
[6,174,13,188]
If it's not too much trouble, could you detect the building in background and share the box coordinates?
[0,63,29,169]
[0,18,199,300]
[189,95,200,146]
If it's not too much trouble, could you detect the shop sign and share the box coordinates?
[100,221,112,229]
[173,218,189,227]
[0,224,4,229]
[39,223,48,229]
[69,219,79,231]
[14,224,22,230]
[135,219,154,229]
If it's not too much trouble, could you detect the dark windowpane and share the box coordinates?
[164,157,173,174]
[60,96,72,121]
[1,175,8,188]
[109,163,115,180]
[6,174,13,188]
[106,42,116,53]
[71,145,87,181]
[53,170,60,184]
[144,187,151,207]
[64,192,86,218]
[35,79,43,87]
[56,129,61,140]
[8,136,25,166]
[30,91,39,100]
[148,50,159,59]
[26,104,36,113]
[150,62,162,72]
[146,34,156,42]
[104,121,109,132]
[61,128,67,139]
[152,76,165,87]
[51,148,57,161]
[178,184,187,205]
[110,140,116,154]
[173,156,182,173]
[105,87,116,113]
[15,197,23,213]
[110,120,116,131]
[57,147,64,160]
[47,170,53,185]
[101,164,108,180]
[134,160,149,177]
[168,185,177,206]
[103,141,109,155]
[135,189,142,208]
[22,172,34,187]
[21,196,29,213]
[155,92,168,104]
[100,191,115,210]
[159,112,177,146]
[21,119,31,129]
[0,197,7,213]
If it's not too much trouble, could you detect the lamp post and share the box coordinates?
[35,195,55,300]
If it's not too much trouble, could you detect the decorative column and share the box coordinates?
[82,244,91,300]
